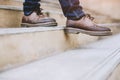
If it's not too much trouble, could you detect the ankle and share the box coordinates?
[25,12,40,20]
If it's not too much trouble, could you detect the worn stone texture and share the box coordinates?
[0,28,98,71]
[0,33,120,80]
[0,0,22,6]
[0,0,120,27]
[0,1,120,78]
[0,0,22,27]
[0,9,22,28]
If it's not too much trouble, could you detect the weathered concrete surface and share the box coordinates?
[0,33,120,80]
[81,0,120,20]
[0,0,119,27]
[0,0,22,6]
[0,27,99,71]
[0,0,120,73]
[0,22,120,71]
[0,0,22,27]
[0,9,22,28]
[0,0,23,27]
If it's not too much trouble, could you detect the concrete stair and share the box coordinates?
[0,33,120,80]
[0,25,120,71]
[0,1,120,80]
[1,0,120,28]
[0,27,99,71]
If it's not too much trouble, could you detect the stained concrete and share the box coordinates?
[0,34,120,80]
[0,27,99,71]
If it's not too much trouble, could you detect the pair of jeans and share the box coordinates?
[24,0,85,20]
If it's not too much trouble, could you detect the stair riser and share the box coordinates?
[0,0,22,28]
[0,9,22,28]
[0,30,98,71]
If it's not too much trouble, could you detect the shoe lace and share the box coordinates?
[35,7,43,15]
[84,14,94,21]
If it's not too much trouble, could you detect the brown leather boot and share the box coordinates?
[65,14,112,36]
[21,11,57,27]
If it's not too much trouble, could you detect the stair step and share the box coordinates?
[0,24,119,71]
[0,0,120,73]
[0,20,120,71]
[0,0,22,6]
[0,34,120,80]
[1,1,119,27]
[0,27,99,71]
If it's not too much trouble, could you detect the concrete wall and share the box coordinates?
[81,0,120,20]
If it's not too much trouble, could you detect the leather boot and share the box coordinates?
[66,14,112,36]
[21,9,57,27]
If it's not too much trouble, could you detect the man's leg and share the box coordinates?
[59,0,112,36]
[22,0,57,27]
[59,0,85,20]
[23,0,40,16]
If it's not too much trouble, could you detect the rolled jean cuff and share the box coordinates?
[24,0,40,16]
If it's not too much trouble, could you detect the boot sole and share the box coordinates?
[21,22,57,27]
[65,27,112,36]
